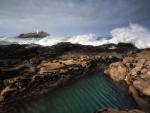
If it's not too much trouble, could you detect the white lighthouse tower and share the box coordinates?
[36,29,39,34]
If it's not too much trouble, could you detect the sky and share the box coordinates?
[0,0,150,37]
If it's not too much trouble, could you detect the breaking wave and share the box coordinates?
[0,24,150,48]
[110,24,150,48]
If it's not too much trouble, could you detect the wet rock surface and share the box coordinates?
[0,42,149,113]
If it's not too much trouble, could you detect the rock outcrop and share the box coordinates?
[1,42,131,113]
[1,42,150,113]
[17,31,49,38]
[105,50,150,112]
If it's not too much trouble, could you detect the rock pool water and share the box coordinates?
[16,72,133,113]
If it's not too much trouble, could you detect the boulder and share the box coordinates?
[105,62,128,81]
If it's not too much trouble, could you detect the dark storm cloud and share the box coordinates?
[0,0,150,36]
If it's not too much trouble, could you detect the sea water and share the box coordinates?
[15,72,133,113]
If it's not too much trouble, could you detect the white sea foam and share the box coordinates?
[110,24,150,48]
[0,24,150,48]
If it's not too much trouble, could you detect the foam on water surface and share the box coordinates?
[0,24,150,48]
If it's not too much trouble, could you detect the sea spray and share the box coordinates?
[111,24,150,48]
[0,24,150,48]
[66,24,150,48]
[66,34,109,46]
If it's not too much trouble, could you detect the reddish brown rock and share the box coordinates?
[105,50,150,112]
[105,62,128,81]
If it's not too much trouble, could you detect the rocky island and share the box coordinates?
[0,42,150,113]
[17,31,50,38]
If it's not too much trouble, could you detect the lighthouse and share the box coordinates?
[36,29,39,34]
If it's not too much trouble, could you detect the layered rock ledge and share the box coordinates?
[0,42,149,113]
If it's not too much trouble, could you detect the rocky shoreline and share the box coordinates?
[0,42,149,113]
[102,49,150,113]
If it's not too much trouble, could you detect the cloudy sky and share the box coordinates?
[0,0,150,36]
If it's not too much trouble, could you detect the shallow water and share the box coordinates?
[15,73,133,113]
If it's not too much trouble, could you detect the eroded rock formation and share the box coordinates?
[0,42,149,113]
[105,50,150,112]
